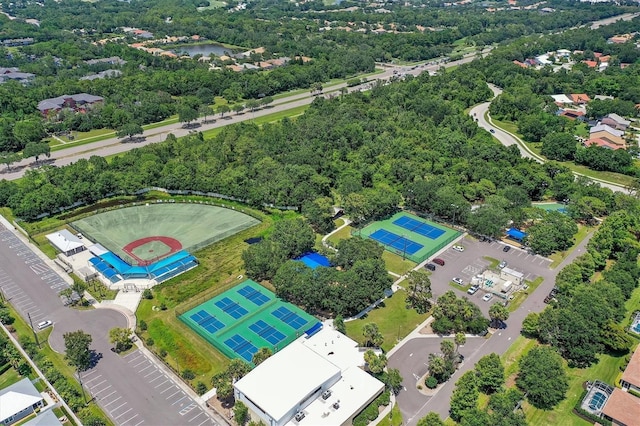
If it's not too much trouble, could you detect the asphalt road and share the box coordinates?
[0,49,490,182]
[390,230,596,424]
[0,223,219,426]
[469,85,629,194]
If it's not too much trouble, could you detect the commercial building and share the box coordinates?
[234,326,384,426]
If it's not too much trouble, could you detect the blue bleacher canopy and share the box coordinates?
[506,227,527,241]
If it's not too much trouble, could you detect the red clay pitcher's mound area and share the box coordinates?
[123,236,183,266]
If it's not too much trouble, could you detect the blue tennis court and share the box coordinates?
[272,306,308,329]
[189,310,225,333]
[369,229,423,255]
[393,216,446,239]
[224,334,258,363]
[237,285,271,306]
[215,297,248,319]
[249,320,286,345]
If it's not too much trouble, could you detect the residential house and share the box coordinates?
[591,124,624,138]
[80,69,122,81]
[0,67,35,85]
[602,113,631,131]
[37,93,104,116]
[0,378,45,426]
[621,345,640,393]
[569,93,590,104]
[601,388,640,426]
[586,137,626,150]
[582,60,598,68]
[560,109,585,120]
[551,94,574,106]
[512,60,528,68]
[85,56,127,66]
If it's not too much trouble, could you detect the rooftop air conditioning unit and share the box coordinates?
[332,402,340,410]
[321,390,332,400]
[294,412,306,422]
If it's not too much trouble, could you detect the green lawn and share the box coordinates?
[0,364,21,388]
[382,251,416,275]
[327,225,353,246]
[488,115,636,188]
[377,403,403,426]
[345,290,429,352]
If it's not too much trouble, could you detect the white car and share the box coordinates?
[467,285,479,295]
[452,245,465,252]
[453,277,464,285]
[498,261,507,269]
[482,293,493,302]
[37,320,52,330]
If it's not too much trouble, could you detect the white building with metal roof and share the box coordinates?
[233,326,385,426]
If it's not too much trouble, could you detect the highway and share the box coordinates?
[0,49,488,182]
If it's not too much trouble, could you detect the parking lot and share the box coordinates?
[0,226,70,327]
[76,350,216,426]
[423,237,552,314]
[0,223,221,426]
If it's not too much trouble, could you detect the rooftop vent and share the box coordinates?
[332,402,340,410]
[321,390,332,400]
[294,412,306,422]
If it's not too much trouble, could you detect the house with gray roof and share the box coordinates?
[37,93,104,116]
[602,113,631,131]
[0,378,45,426]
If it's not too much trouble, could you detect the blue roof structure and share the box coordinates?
[506,228,527,241]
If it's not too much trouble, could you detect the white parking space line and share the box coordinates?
[188,412,204,422]
[89,380,107,389]
[134,420,145,426]
[94,385,112,395]
[144,369,158,378]
[165,389,181,399]
[148,374,164,383]
[84,374,102,384]
[110,402,127,412]
[114,408,133,420]
[137,364,153,373]
[198,418,211,426]
[104,396,122,407]
[171,395,187,406]
[160,384,176,394]
[101,390,117,400]
[132,360,147,368]
[122,414,139,424]
[155,380,169,389]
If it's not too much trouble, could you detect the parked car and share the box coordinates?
[37,320,52,330]
[498,260,507,269]
[490,129,495,133]
[503,245,511,252]
[452,245,465,252]
[543,296,553,304]
[467,285,479,295]
[453,277,464,285]
[425,263,436,271]
[482,293,493,302]
[433,258,445,266]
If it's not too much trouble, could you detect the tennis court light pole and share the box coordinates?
[451,204,459,225]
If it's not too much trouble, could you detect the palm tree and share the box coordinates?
[440,340,455,361]
[428,353,446,379]
[454,332,466,358]
[489,304,510,328]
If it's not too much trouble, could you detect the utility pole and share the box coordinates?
[27,312,40,349]
[77,368,88,405]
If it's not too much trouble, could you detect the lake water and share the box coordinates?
[172,43,234,58]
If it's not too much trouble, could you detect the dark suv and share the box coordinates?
[425,263,436,271]
[433,258,445,266]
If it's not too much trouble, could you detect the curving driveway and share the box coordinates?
[469,85,629,194]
